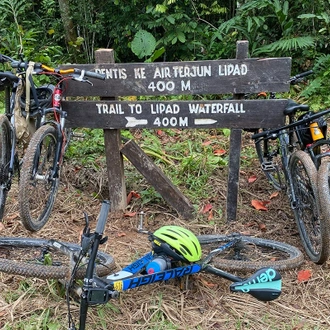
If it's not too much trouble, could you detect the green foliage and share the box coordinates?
[131,30,157,59]
[0,0,65,64]
[299,54,330,109]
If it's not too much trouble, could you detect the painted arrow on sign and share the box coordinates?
[125,117,148,127]
[194,118,218,125]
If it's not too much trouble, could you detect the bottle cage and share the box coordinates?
[229,267,282,301]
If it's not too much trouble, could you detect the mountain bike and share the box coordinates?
[251,105,330,264]
[0,54,35,221]
[0,201,303,329]
[17,64,105,231]
[62,201,303,330]
[252,70,314,190]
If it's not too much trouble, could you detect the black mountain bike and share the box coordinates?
[252,102,330,264]
[17,64,105,231]
[0,54,30,220]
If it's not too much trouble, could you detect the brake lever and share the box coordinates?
[81,211,94,254]
[73,69,93,85]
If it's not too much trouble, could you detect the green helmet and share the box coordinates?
[151,225,202,262]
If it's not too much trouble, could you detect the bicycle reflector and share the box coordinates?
[229,268,282,301]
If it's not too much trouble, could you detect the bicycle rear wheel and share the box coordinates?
[254,129,288,191]
[0,115,12,220]
[0,237,115,280]
[19,125,59,231]
[289,150,329,264]
[197,234,303,271]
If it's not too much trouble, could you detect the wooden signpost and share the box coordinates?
[62,41,292,221]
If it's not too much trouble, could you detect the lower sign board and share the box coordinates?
[63,99,287,129]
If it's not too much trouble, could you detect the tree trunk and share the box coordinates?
[57,0,77,45]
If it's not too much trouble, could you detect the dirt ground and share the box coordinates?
[0,141,330,330]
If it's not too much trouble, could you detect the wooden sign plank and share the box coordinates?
[63,99,287,129]
[62,57,292,97]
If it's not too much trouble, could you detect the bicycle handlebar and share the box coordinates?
[251,108,330,140]
[95,200,110,234]
[9,60,106,80]
[289,70,313,85]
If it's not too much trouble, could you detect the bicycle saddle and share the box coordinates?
[284,99,309,116]
[229,267,282,301]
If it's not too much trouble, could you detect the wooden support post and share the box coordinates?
[95,49,127,211]
[121,140,195,219]
[226,40,249,222]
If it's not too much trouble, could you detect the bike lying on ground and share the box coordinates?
[251,100,330,264]
[0,201,303,329]
[66,201,303,330]
[17,63,105,231]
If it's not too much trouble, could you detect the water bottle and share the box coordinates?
[146,256,168,274]
[310,122,324,141]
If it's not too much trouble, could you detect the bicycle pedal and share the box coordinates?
[261,161,277,172]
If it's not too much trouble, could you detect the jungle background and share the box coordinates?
[1,0,330,329]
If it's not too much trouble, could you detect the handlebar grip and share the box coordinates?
[290,70,314,84]
[295,70,314,79]
[95,200,110,234]
[85,70,106,80]
[10,61,27,69]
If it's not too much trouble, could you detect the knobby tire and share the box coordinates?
[289,150,329,264]
[197,234,304,271]
[0,237,115,280]
[19,125,59,231]
[0,115,12,220]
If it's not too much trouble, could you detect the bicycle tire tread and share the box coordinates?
[19,125,59,231]
[0,237,115,279]
[289,150,330,264]
[0,115,12,220]
[197,234,304,271]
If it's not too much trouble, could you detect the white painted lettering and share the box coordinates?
[134,68,146,79]
[218,64,248,76]
[188,103,245,114]
[96,68,127,79]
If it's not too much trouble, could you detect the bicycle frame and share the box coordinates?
[69,201,282,330]
[4,78,20,180]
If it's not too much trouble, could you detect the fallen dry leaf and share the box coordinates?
[202,203,213,213]
[297,269,312,282]
[124,211,137,217]
[213,149,226,156]
[270,191,279,199]
[251,199,270,211]
[127,191,141,204]
[202,140,212,146]
[248,175,257,183]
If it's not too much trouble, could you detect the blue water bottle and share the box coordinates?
[146,256,168,274]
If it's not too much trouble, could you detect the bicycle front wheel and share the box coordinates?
[289,150,329,264]
[0,115,12,220]
[0,237,115,280]
[19,125,59,231]
[197,234,303,271]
